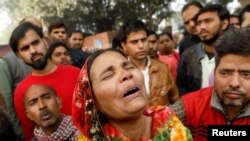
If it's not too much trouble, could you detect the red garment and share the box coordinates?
[182,87,250,141]
[14,65,80,141]
[158,51,179,80]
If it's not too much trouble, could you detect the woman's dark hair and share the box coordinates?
[47,41,71,59]
[158,32,173,40]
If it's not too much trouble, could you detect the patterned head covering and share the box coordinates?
[72,58,105,140]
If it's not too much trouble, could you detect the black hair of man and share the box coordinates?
[9,22,44,54]
[120,19,148,43]
[181,1,203,15]
[194,4,230,23]
[48,20,67,33]
[47,41,71,59]
[68,29,84,38]
[112,31,123,50]
[146,29,158,39]
[215,28,250,69]
[239,4,250,25]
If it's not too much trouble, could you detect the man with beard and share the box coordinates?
[170,27,250,141]
[24,84,79,141]
[9,22,80,141]
[120,19,180,106]
[176,4,230,96]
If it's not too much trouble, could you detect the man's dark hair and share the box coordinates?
[68,29,84,38]
[147,29,158,39]
[194,4,230,22]
[239,4,250,25]
[181,1,203,15]
[48,20,67,33]
[47,41,70,59]
[120,19,147,43]
[215,28,250,69]
[9,22,44,54]
[112,31,123,49]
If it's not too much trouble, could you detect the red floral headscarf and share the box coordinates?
[72,59,105,140]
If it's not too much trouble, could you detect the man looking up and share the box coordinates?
[24,84,79,141]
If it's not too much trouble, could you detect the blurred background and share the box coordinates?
[0,0,247,45]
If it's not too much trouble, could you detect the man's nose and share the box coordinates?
[229,74,240,89]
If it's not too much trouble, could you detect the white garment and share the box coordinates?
[140,57,151,97]
[201,55,215,88]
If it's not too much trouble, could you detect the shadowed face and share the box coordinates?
[51,46,72,65]
[68,32,84,50]
[182,5,200,35]
[90,51,148,120]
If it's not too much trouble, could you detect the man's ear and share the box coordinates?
[221,19,229,31]
[42,38,49,49]
[56,97,62,109]
[121,42,127,52]
[25,110,34,121]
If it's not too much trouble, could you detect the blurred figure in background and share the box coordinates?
[158,32,180,80]
[146,29,159,59]
[178,1,203,55]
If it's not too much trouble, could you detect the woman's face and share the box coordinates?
[90,51,148,120]
[158,34,174,54]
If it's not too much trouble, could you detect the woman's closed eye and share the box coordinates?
[101,71,114,80]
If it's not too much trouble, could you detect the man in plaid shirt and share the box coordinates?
[23,84,80,141]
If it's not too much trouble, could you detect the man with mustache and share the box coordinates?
[120,19,179,106]
[171,27,250,141]
[24,84,80,141]
[9,22,80,141]
[177,4,230,95]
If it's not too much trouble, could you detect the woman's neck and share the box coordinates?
[110,115,152,140]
